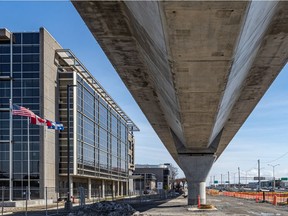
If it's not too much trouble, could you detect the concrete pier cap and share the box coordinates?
[178,154,216,205]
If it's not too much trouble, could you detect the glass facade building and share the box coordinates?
[0,28,138,200]
[0,30,41,199]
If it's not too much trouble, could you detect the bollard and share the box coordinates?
[56,192,59,215]
[45,187,48,216]
[197,195,201,208]
[273,195,277,206]
[25,187,28,216]
[1,186,4,216]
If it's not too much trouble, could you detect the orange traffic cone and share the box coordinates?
[198,195,201,208]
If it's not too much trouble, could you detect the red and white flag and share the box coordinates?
[30,115,46,126]
[45,119,53,127]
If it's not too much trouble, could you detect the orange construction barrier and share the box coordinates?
[256,196,259,203]
[273,195,277,206]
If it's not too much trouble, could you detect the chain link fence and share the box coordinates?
[0,186,179,215]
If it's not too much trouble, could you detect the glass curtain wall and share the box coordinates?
[76,74,128,180]
[58,72,74,175]
[0,32,40,199]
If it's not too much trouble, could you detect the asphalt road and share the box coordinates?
[131,195,288,216]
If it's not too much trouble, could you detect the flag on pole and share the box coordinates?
[30,115,46,126]
[45,119,53,127]
[48,121,64,131]
[12,104,36,118]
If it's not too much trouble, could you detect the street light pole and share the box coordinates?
[268,164,280,190]
[65,84,77,211]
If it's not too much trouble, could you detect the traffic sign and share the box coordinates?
[157,182,163,189]
[254,177,265,180]
[214,180,218,184]
[225,181,229,183]
[281,177,288,181]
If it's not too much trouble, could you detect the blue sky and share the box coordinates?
[1,1,287,181]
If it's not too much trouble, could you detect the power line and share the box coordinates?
[265,151,288,163]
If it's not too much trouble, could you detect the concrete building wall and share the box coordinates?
[40,28,62,191]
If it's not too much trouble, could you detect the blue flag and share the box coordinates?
[48,121,64,131]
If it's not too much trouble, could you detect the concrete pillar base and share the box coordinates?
[178,154,216,206]
[88,178,91,199]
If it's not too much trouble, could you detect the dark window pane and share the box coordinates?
[13,89,21,96]
[0,80,10,88]
[22,33,39,44]
[12,73,21,78]
[23,88,39,97]
[23,55,39,63]
[23,79,39,88]
[0,64,10,72]
[23,64,39,71]
[0,46,10,54]
[0,88,10,97]
[22,73,39,78]
[13,64,21,72]
[13,46,21,53]
[13,55,21,62]
[22,97,39,103]
[0,55,10,63]
[13,80,21,88]
[14,33,21,44]
[23,45,39,53]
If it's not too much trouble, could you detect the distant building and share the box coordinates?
[134,163,173,191]
[133,173,156,192]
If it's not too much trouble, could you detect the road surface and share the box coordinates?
[131,195,288,215]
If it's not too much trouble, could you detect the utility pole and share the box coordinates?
[228,171,230,187]
[268,164,280,191]
[258,159,261,191]
[221,174,223,186]
[238,167,240,189]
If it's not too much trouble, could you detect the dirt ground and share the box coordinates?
[130,195,288,216]
[6,195,288,215]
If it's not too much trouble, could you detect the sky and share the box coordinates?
[1,1,287,182]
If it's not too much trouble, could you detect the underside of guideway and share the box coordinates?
[72,0,288,205]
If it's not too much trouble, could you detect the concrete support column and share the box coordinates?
[178,154,216,205]
[69,177,73,197]
[117,181,120,197]
[102,180,105,198]
[121,182,124,196]
[186,181,206,204]
[112,181,115,198]
[88,178,91,199]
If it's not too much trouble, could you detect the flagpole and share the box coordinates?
[27,117,30,200]
[9,31,13,201]
[9,99,13,201]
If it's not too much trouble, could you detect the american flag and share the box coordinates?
[12,104,36,118]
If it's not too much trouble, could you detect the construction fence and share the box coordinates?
[207,189,288,205]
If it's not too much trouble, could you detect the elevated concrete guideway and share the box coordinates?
[72,1,288,205]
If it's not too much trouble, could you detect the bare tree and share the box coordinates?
[170,164,179,189]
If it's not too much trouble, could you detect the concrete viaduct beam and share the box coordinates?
[72,0,288,205]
